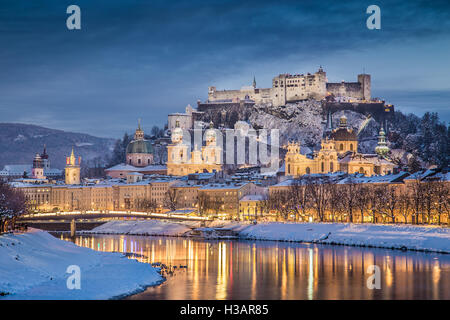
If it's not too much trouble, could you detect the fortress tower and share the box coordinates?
[65,148,81,185]
[357,74,371,101]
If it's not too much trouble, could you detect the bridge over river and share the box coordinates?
[18,210,211,232]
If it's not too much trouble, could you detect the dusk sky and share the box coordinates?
[0,0,449,138]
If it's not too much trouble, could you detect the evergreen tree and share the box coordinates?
[107,132,132,167]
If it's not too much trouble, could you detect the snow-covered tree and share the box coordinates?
[0,181,27,232]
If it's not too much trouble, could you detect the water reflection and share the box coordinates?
[59,234,450,300]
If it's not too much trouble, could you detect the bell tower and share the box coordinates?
[65,148,81,185]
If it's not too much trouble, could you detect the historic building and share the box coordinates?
[329,115,358,155]
[65,148,81,185]
[31,153,45,180]
[207,67,371,107]
[285,116,396,177]
[0,146,62,180]
[105,121,167,178]
[126,120,154,167]
[166,122,223,176]
[16,177,174,212]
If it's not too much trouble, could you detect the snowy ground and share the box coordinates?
[0,229,163,299]
[84,219,198,236]
[235,222,450,253]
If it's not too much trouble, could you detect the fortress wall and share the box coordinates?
[326,82,364,99]
[208,89,245,101]
[324,102,394,124]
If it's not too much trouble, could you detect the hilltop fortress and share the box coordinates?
[207,67,371,107]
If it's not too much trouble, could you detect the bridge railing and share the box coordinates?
[21,210,211,221]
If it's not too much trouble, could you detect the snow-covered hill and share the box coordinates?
[0,123,115,169]
[248,101,381,153]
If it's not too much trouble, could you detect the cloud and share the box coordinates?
[0,0,449,137]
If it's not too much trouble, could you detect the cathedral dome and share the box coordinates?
[126,139,154,154]
[330,115,357,141]
[330,128,357,141]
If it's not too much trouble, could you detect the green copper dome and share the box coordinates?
[126,139,154,154]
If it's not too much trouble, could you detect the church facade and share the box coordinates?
[285,116,396,177]
[167,122,223,176]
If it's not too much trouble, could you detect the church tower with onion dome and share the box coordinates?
[375,125,390,157]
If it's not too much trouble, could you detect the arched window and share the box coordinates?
[340,143,344,150]
[138,158,141,165]
[306,167,311,174]
[350,143,353,151]
[330,162,334,172]
[321,162,324,172]
[359,167,364,174]
[288,164,291,173]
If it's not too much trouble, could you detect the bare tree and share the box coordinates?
[354,184,370,223]
[289,178,310,221]
[328,183,343,222]
[340,177,359,223]
[197,193,210,216]
[198,193,224,218]
[269,190,292,221]
[377,185,400,223]
[421,182,437,224]
[409,179,424,224]
[307,176,331,222]
[136,198,158,212]
[433,180,450,225]
[365,186,382,223]
[0,181,27,232]
[164,188,178,211]
[398,189,412,224]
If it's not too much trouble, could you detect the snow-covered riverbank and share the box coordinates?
[0,229,163,299]
[234,222,450,253]
[87,220,449,254]
[84,219,198,236]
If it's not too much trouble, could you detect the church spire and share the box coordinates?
[326,109,332,131]
[134,119,144,140]
[252,76,256,88]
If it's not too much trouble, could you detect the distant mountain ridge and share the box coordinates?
[0,123,115,169]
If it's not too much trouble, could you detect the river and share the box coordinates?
[57,233,449,300]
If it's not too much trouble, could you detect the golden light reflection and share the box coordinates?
[59,234,450,300]
[385,256,393,288]
[308,248,314,300]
